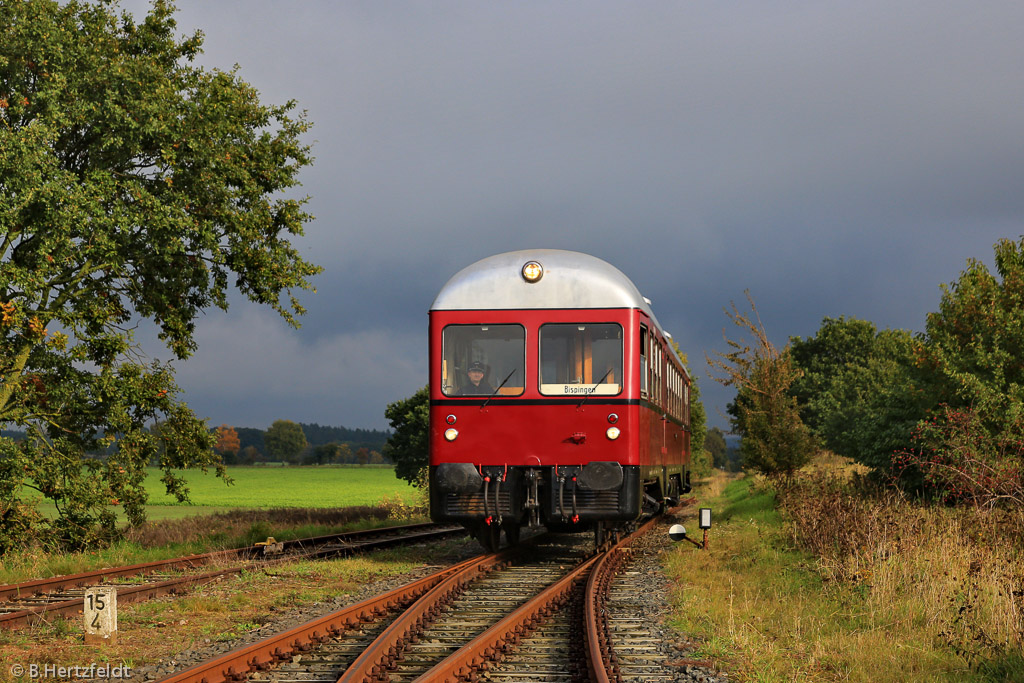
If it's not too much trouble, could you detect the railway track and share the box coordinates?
[0,522,465,630]
[153,511,691,683]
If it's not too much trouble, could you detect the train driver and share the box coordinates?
[457,361,495,395]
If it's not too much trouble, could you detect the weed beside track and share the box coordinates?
[667,468,1024,682]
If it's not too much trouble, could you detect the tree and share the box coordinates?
[0,0,319,549]
[264,420,307,464]
[669,339,706,459]
[213,425,241,464]
[237,445,261,465]
[705,427,728,469]
[311,441,341,465]
[788,318,934,474]
[788,316,881,436]
[383,386,429,487]
[707,292,816,478]
[899,238,1024,505]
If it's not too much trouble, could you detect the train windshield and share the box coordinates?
[441,324,525,397]
[540,323,623,396]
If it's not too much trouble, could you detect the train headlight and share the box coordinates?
[606,426,621,440]
[444,428,459,441]
[521,260,544,283]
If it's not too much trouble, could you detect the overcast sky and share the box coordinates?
[119,1,1024,432]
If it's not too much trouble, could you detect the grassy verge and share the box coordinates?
[5,467,429,585]
[0,535,477,681]
[1,497,428,586]
[666,470,1024,682]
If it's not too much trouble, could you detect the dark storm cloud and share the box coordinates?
[117,1,1024,430]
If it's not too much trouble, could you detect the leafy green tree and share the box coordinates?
[237,445,261,465]
[0,0,318,550]
[901,237,1024,505]
[925,237,1024,414]
[788,318,934,474]
[383,386,429,487]
[705,427,728,469]
[689,376,707,458]
[788,316,880,434]
[708,293,816,478]
[311,442,341,465]
[669,339,706,460]
[724,441,743,472]
[264,420,307,464]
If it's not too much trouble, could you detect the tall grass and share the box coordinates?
[0,503,426,586]
[667,468,1024,681]
[779,471,1024,677]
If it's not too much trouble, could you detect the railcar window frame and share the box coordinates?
[639,325,649,399]
[440,323,526,397]
[538,322,624,397]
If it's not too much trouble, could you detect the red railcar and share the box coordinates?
[428,250,691,550]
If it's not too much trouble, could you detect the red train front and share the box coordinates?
[428,250,691,550]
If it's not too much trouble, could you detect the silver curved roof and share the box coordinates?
[431,249,656,317]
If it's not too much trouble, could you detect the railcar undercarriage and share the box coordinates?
[429,462,689,551]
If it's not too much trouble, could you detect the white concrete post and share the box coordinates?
[84,586,117,645]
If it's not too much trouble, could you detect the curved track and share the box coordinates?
[154,510,682,683]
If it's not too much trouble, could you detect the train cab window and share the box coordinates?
[540,323,623,396]
[441,324,525,397]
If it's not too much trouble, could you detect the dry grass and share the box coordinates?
[691,469,738,500]
[780,467,1024,676]
[123,505,393,547]
[0,505,420,586]
[666,466,1024,681]
[0,537,478,683]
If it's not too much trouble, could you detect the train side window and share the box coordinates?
[639,326,648,398]
[667,364,673,415]
[540,323,623,396]
[654,341,662,406]
[441,324,525,397]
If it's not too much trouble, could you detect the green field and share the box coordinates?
[142,466,417,508]
[29,466,422,521]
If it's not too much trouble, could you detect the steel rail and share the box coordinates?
[411,551,600,682]
[414,513,667,682]
[154,555,485,683]
[0,566,250,629]
[583,533,641,682]
[0,523,464,630]
[336,546,524,683]
[584,508,683,683]
[0,550,244,604]
[0,522,453,604]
